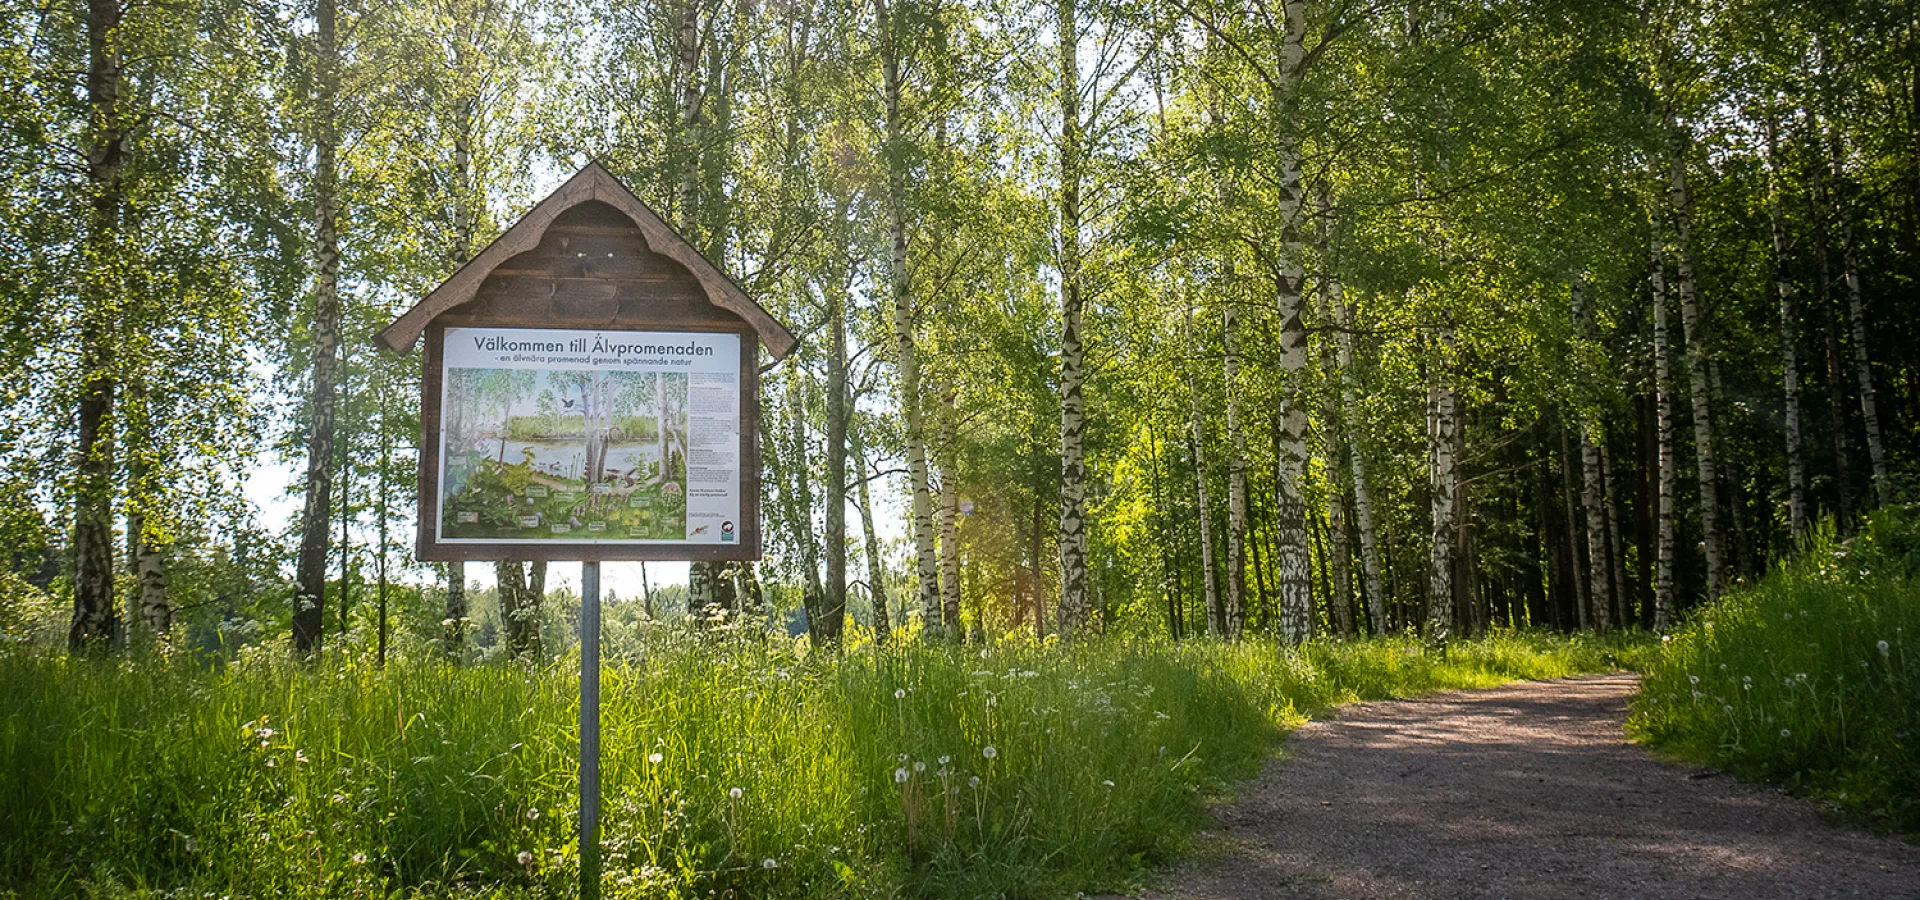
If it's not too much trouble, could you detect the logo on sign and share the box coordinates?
[721,520,736,543]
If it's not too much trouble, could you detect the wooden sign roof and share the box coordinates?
[376,161,796,359]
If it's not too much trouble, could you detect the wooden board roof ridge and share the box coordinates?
[375,161,797,360]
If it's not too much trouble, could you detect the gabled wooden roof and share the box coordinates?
[376,161,796,360]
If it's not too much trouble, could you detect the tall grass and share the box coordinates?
[1,630,1635,899]
[1628,506,1920,832]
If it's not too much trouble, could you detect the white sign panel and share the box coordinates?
[437,327,742,546]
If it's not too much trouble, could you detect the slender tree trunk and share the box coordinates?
[1601,440,1629,627]
[1270,0,1314,643]
[123,383,169,639]
[1316,185,1354,636]
[494,558,542,659]
[822,205,850,648]
[71,0,128,653]
[1223,275,1248,639]
[1767,118,1811,547]
[1572,276,1611,632]
[787,365,825,633]
[877,0,939,631]
[1561,426,1589,630]
[1030,486,1047,637]
[851,415,890,642]
[1425,328,1459,648]
[377,382,389,666]
[938,384,961,633]
[1054,0,1092,635]
[1337,280,1386,633]
[1185,300,1222,635]
[292,0,341,655]
[1650,215,1677,631]
[1669,148,1728,600]
[1811,157,1857,532]
[1832,141,1893,507]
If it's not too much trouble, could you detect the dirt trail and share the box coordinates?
[1125,673,1919,900]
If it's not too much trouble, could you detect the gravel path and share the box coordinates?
[1123,673,1919,900]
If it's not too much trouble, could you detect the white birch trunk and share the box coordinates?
[1054,0,1092,635]
[1650,215,1676,631]
[938,384,961,633]
[1669,148,1727,601]
[1186,300,1222,635]
[1766,118,1810,547]
[878,0,939,630]
[1316,185,1353,636]
[1337,284,1386,632]
[1425,326,1458,648]
[1829,142,1892,506]
[1271,0,1314,643]
[1572,276,1611,632]
[1223,274,1248,639]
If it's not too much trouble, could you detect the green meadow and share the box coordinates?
[0,631,1641,899]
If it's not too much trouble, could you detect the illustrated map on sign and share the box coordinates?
[436,328,742,545]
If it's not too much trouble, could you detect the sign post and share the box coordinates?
[377,163,795,900]
[580,560,601,899]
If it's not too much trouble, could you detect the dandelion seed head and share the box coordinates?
[969,776,981,788]
[982,746,997,760]
[913,761,925,772]
[518,851,533,866]
[763,858,778,869]
[648,752,664,764]
[729,787,743,800]
[894,688,906,699]
[894,767,909,783]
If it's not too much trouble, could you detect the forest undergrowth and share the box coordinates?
[1630,505,1920,834]
[0,630,1644,899]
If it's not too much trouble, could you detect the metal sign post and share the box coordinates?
[580,560,602,900]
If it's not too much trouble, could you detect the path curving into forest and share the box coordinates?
[1125,673,1920,900]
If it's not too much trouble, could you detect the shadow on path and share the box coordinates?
[1128,673,1919,900]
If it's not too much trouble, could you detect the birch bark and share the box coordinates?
[1223,274,1248,639]
[1425,326,1459,648]
[1054,0,1092,635]
[1766,118,1810,547]
[1336,275,1386,632]
[876,0,940,628]
[1186,300,1222,635]
[1572,277,1611,632]
[293,0,341,655]
[1832,145,1892,506]
[1669,148,1728,601]
[1650,216,1676,631]
[1271,0,1315,643]
[852,418,891,642]
[1316,187,1353,636]
[938,384,961,633]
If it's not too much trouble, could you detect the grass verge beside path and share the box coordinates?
[1629,506,1920,834]
[0,631,1642,899]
